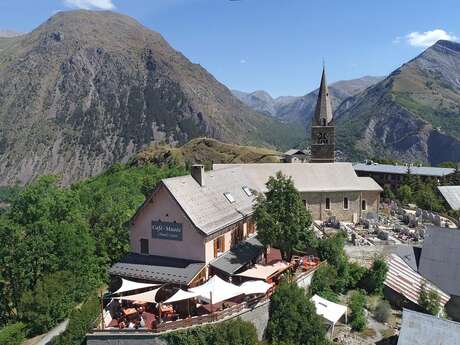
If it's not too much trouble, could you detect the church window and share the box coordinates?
[343,197,349,210]
[325,198,330,210]
[140,239,149,254]
[362,200,367,211]
[322,118,327,126]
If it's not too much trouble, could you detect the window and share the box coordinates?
[224,192,235,203]
[140,239,149,254]
[214,236,225,257]
[303,199,307,208]
[362,200,367,211]
[343,197,349,210]
[325,198,331,210]
[242,186,252,196]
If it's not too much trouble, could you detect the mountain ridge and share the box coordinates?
[0,10,304,185]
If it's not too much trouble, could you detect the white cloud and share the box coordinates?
[64,0,115,10]
[400,29,457,48]
[240,59,247,64]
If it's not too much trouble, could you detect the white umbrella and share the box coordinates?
[112,286,162,303]
[112,278,159,295]
[239,280,272,295]
[163,289,200,304]
[190,275,242,304]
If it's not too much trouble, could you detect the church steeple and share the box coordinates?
[313,66,333,126]
[310,66,336,163]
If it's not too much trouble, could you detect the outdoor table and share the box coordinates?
[122,308,138,318]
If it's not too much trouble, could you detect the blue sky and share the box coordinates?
[0,0,459,97]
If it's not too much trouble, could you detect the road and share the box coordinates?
[35,319,69,345]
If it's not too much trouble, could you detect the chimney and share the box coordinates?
[191,164,205,187]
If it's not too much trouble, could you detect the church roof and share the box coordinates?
[313,67,333,126]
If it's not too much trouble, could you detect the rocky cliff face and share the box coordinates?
[233,76,382,125]
[335,40,460,164]
[0,11,303,185]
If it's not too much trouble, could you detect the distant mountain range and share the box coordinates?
[334,40,460,164]
[236,40,460,165]
[0,29,23,38]
[232,76,383,124]
[0,11,303,185]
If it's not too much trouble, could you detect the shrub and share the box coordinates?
[52,293,100,345]
[361,257,388,295]
[268,282,330,345]
[310,264,338,302]
[349,290,367,332]
[162,318,260,345]
[374,300,391,323]
[0,323,26,345]
[19,271,78,335]
[418,281,441,316]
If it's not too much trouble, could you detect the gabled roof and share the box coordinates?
[109,253,205,285]
[418,226,460,296]
[313,67,333,126]
[353,163,455,177]
[398,308,460,345]
[438,186,460,210]
[214,163,382,193]
[385,254,450,307]
[284,149,308,156]
[162,166,256,236]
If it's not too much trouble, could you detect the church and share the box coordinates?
[108,68,382,287]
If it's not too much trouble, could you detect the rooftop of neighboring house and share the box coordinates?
[353,162,455,177]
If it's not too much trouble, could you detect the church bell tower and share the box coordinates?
[310,66,335,163]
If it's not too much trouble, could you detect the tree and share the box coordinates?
[254,172,313,261]
[418,281,441,316]
[349,290,367,331]
[19,271,78,335]
[310,264,339,302]
[397,185,413,205]
[0,323,26,345]
[267,282,331,345]
[362,257,388,295]
[317,233,350,292]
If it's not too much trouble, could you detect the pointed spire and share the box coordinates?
[313,66,333,126]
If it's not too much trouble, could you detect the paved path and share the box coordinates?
[35,319,69,345]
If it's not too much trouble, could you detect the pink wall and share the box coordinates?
[130,184,206,262]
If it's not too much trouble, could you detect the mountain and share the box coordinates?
[134,137,282,167]
[335,40,460,165]
[0,30,23,38]
[232,76,383,124]
[0,10,304,186]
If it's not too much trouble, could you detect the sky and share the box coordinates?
[0,0,459,97]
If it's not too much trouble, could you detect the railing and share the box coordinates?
[93,294,270,335]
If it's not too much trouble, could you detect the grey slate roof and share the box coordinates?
[109,253,205,285]
[418,226,460,296]
[313,67,333,126]
[209,236,264,276]
[398,308,460,345]
[438,186,460,210]
[353,163,455,177]
[162,166,256,236]
[393,245,421,271]
[214,163,382,193]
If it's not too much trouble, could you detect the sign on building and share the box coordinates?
[152,221,183,241]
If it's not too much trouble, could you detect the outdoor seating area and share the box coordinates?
[101,275,275,332]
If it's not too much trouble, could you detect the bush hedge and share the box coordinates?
[0,323,26,345]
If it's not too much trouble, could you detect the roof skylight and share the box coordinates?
[224,192,235,203]
[242,186,252,196]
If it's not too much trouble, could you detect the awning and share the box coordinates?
[112,278,159,295]
[163,289,200,304]
[235,262,290,281]
[239,280,272,295]
[311,294,347,325]
[112,286,162,304]
[189,275,242,304]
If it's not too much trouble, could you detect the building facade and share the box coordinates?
[310,67,335,163]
